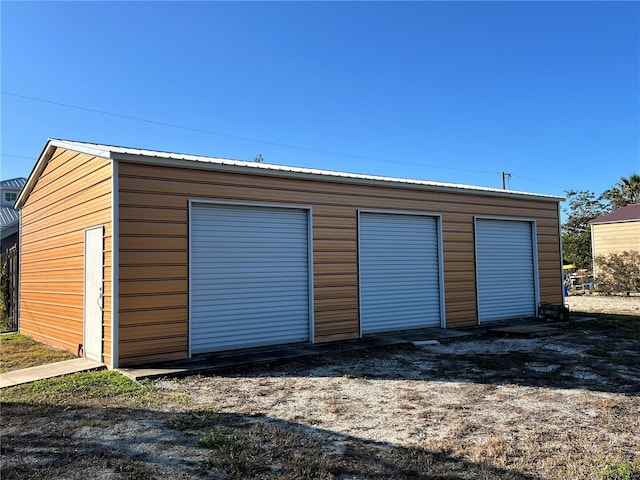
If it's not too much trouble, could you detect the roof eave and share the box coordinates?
[111,151,564,203]
[0,224,19,240]
[15,138,564,207]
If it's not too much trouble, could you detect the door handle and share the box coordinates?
[98,286,104,310]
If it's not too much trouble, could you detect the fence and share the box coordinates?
[5,244,18,331]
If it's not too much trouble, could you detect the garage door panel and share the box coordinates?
[362,271,441,281]
[191,283,308,296]
[190,203,310,354]
[191,282,300,292]
[363,291,441,304]
[193,320,309,335]
[476,219,536,322]
[363,303,439,315]
[361,261,431,272]
[192,298,310,311]
[190,315,309,328]
[192,241,307,249]
[191,240,307,250]
[192,264,306,275]
[359,213,442,334]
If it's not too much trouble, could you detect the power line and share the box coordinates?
[511,173,566,191]
[1,154,36,160]
[2,91,570,193]
[2,91,502,175]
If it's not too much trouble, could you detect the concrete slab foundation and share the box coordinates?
[0,358,105,388]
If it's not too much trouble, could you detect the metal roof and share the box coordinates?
[0,207,19,228]
[590,203,640,224]
[0,177,26,189]
[16,138,564,208]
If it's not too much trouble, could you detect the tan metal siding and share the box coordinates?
[19,149,112,365]
[442,217,478,325]
[536,216,563,306]
[593,222,640,257]
[313,206,360,340]
[118,174,189,366]
[118,162,561,365]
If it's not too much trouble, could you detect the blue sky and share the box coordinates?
[1,1,638,199]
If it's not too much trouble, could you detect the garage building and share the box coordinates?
[16,139,563,367]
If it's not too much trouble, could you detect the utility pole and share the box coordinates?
[501,172,512,190]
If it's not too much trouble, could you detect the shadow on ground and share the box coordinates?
[1,402,544,480]
[209,314,640,396]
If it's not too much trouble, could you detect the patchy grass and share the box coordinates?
[110,461,157,480]
[0,333,76,373]
[600,461,640,480]
[176,416,538,480]
[0,315,9,334]
[0,370,159,408]
[570,313,640,340]
[167,409,223,432]
[1,309,639,479]
[198,430,237,451]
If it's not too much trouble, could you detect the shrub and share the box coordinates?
[594,251,640,294]
[600,461,640,480]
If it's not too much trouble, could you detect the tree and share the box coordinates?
[594,251,640,294]
[601,173,640,210]
[561,189,606,270]
[562,173,639,272]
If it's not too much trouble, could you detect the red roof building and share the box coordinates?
[590,203,640,224]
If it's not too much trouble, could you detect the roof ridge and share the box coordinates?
[45,139,563,201]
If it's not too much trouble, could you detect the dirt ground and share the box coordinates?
[1,297,639,479]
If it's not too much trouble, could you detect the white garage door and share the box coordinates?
[475,218,537,323]
[190,203,311,354]
[359,212,443,334]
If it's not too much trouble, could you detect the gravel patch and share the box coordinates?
[566,293,640,315]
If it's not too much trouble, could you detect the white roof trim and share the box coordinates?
[48,139,116,159]
[16,138,564,208]
[15,140,55,209]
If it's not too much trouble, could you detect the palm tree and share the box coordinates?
[602,173,640,210]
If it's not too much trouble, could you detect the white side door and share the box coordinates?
[84,226,104,361]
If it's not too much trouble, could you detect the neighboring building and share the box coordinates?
[590,203,640,275]
[1,177,27,254]
[16,139,564,368]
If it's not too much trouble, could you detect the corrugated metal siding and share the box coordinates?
[116,161,562,365]
[476,219,536,322]
[19,149,112,364]
[190,203,310,354]
[359,213,442,333]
